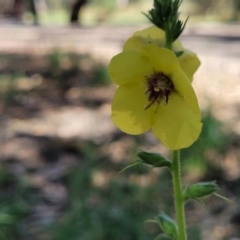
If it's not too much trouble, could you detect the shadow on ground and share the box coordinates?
[0,51,239,240]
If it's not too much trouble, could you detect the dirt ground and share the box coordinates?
[1,21,240,155]
[1,21,240,124]
[0,21,240,240]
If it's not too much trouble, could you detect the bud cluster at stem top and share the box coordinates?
[144,0,188,44]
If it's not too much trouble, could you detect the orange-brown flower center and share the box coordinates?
[144,72,174,110]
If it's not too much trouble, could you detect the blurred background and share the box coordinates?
[0,0,240,239]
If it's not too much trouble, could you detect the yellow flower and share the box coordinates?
[123,26,200,82]
[109,44,202,150]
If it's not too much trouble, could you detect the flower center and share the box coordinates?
[144,72,174,110]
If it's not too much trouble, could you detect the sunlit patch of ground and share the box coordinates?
[0,23,239,239]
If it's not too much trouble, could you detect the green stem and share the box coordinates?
[171,150,187,240]
[164,21,173,50]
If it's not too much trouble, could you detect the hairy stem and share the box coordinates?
[171,150,187,240]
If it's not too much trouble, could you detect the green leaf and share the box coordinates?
[120,150,171,173]
[214,193,236,205]
[155,233,173,240]
[119,161,142,173]
[137,150,172,169]
[175,51,184,57]
[145,219,159,225]
[192,197,206,209]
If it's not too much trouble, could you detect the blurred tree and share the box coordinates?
[27,0,38,23]
[3,0,89,25]
[12,0,23,19]
[70,0,88,24]
[232,0,240,20]
[4,0,38,24]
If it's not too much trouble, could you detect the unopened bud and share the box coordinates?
[144,0,187,41]
[183,181,219,201]
[137,150,171,168]
[158,212,178,240]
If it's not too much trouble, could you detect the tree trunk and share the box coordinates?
[12,0,23,19]
[70,0,87,24]
[28,0,38,24]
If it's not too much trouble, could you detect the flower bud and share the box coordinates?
[158,212,178,240]
[137,150,171,169]
[183,181,219,201]
[144,0,187,41]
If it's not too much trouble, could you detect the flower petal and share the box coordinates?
[172,40,184,52]
[108,51,153,86]
[179,50,201,82]
[151,93,202,150]
[123,36,153,52]
[141,44,180,76]
[122,26,199,82]
[124,26,183,52]
[171,69,200,114]
[124,26,165,51]
[112,83,151,134]
[134,26,165,39]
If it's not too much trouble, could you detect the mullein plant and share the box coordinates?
[108,0,220,239]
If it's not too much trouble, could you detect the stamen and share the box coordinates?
[144,72,174,110]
